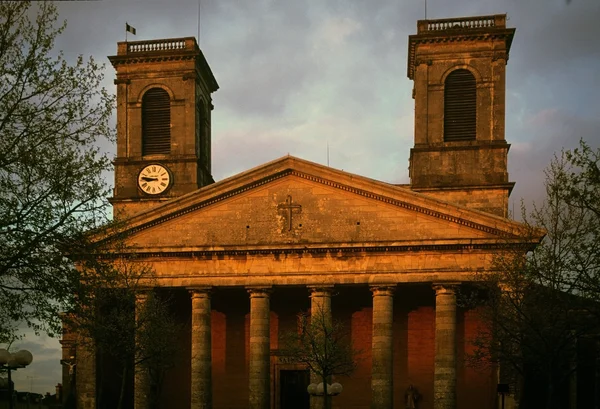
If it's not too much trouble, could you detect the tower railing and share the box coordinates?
[417,15,506,33]
[121,38,197,54]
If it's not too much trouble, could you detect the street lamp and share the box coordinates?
[307,381,343,402]
[0,349,34,409]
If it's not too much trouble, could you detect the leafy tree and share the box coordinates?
[469,141,600,409]
[0,1,114,339]
[279,306,358,409]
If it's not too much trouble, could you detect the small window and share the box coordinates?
[444,69,476,141]
[142,88,171,155]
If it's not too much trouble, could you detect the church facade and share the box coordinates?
[63,14,534,409]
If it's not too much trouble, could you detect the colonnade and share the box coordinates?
[134,283,459,409]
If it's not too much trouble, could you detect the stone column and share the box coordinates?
[134,291,150,409]
[371,285,395,409]
[190,287,212,409]
[309,286,333,409]
[248,287,271,409]
[433,284,458,409]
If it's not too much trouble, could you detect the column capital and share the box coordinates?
[432,283,460,296]
[188,286,212,298]
[247,287,272,298]
[135,289,152,301]
[370,285,396,297]
[308,285,334,297]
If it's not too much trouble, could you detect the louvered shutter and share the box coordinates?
[444,69,476,141]
[142,88,171,155]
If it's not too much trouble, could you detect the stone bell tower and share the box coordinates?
[407,15,515,217]
[108,37,219,218]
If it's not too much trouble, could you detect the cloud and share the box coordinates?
[312,17,362,49]
[509,108,600,209]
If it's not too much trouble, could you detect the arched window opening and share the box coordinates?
[142,88,171,155]
[444,69,476,142]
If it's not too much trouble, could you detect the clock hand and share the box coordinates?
[141,177,158,182]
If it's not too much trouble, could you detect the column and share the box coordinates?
[309,286,333,409]
[371,285,395,409]
[433,284,458,409]
[190,287,212,409]
[134,291,150,409]
[248,287,271,409]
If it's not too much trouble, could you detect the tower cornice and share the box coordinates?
[407,15,515,79]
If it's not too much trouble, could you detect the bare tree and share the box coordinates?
[279,306,358,409]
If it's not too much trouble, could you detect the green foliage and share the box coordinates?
[0,1,114,339]
[470,140,600,409]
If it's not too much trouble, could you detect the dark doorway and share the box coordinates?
[280,370,310,409]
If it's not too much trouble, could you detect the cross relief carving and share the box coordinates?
[277,195,302,231]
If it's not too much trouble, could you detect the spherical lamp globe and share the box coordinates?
[13,350,33,366]
[330,382,343,396]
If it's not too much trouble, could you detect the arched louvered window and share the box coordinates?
[142,88,171,155]
[444,69,476,142]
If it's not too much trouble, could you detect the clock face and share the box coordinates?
[137,164,172,195]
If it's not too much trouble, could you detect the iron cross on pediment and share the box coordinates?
[278,195,302,231]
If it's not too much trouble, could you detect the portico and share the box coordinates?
[126,281,463,409]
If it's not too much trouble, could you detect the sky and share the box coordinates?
[6,0,600,396]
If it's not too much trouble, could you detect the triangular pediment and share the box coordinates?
[110,156,533,252]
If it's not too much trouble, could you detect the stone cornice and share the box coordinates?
[407,28,515,79]
[99,241,534,260]
[108,53,197,66]
[109,37,219,93]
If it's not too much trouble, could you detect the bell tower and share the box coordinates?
[407,15,515,217]
[108,37,219,218]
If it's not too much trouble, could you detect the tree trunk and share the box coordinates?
[322,375,331,409]
[96,349,104,409]
[546,379,554,409]
[117,366,127,409]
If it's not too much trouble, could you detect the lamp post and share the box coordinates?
[0,348,34,409]
[307,382,343,409]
